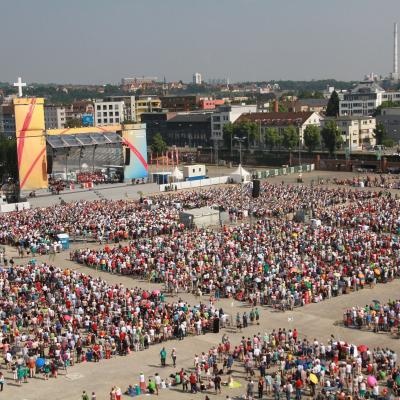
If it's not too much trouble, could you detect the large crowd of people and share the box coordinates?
[138,329,399,399]
[0,259,249,390]
[333,175,400,190]
[72,215,400,309]
[0,199,183,252]
[344,300,400,335]
[2,179,400,398]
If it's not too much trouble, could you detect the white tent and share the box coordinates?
[230,164,251,183]
[171,166,184,181]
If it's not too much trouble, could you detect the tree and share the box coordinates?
[373,122,386,145]
[325,91,340,117]
[235,121,258,148]
[303,125,321,153]
[264,127,281,150]
[0,138,18,181]
[151,132,167,154]
[65,118,82,128]
[282,125,299,150]
[321,120,343,155]
[223,123,234,152]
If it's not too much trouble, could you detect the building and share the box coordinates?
[193,72,202,85]
[44,105,66,129]
[321,116,376,151]
[94,99,124,126]
[64,101,95,124]
[0,105,16,138]
[199,98,225,110]
[339,81,400,116]
[236,111,322,144]
[140,112,176,145]
[166,113,212,147]
[211,104,258,143]
[376,107,400,143]
[288,98,329,113]
[135,96,162,121]
[161,95,200,112]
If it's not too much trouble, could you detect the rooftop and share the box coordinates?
[236,111,314,125]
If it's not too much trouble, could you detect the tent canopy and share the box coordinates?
[171,167,183,180]
[230,164,251,183]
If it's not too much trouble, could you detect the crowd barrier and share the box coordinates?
[254,163,315,179]
[0,201,31,213]
[160,176,229,192]
[159,164,315,192]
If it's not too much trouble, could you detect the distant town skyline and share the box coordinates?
[0,0,399,84]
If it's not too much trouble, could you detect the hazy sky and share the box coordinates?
[1,0,399,84]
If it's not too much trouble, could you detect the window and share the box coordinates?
[97,119,101,123]
[97,112,101,117]
[109,112,113,116]
[192,169,195,173]
[103,112,107,117]
[109,105,113,110]
[103,105,107,110]
[115,111,119,116]
[110,118,114,123]
[103,118,108,123]
[114,104,119,109]
[115,118,120,123]
[97,105,101,110]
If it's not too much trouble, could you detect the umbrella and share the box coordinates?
[357,345,368,352]
[142,291,149,299]
[228,380,242,389]
[309,373,318,384]
[396,376,400,385]
[64,315,71,321]
[36,358,45,368]
[367,376,377,387]
[152,290,160,296]
[372,300,380,303]
[374,269,381,276]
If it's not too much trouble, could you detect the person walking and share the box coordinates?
[82,391,89,400]
[258,376,264,399]
[0,372,4,392]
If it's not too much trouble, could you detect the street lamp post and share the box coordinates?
[234,136,247,213]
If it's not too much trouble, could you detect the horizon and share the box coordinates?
[0,0,399,84]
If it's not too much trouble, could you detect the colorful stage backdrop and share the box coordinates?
[14,98,48,190]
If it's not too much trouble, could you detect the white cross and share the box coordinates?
[13,77,26,97]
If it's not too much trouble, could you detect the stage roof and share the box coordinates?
[46,132,123,149]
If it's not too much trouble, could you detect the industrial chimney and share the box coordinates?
[393,22,398,80]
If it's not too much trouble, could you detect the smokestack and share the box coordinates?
[394,22,398,79]
[274,99,279,113]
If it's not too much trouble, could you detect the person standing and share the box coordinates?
[171,348,177,367]
[0,372,4,392]
[247,379,254,399]
[82,391,89,400]
[214,374,222,394]
[160,347,167,367]
[258,376,264,399]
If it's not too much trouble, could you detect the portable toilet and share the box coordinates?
[57,233,70,250]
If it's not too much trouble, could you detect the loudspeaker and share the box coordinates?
[293,210,306,223]
[47,155,53,174]
[124,147,131,166]
[213,318,220,334]
[252,179,260,198]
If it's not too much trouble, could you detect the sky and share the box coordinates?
[0,0,399,84]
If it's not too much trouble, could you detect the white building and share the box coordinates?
[321,116,376,150]
[340,81,400,116]
[94,100,125,126]
[193,72,202,85]
[211,104,258,142]
[44,105,66,129]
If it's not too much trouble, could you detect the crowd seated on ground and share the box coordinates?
[344,300,400,335]
[150,182,378,220]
